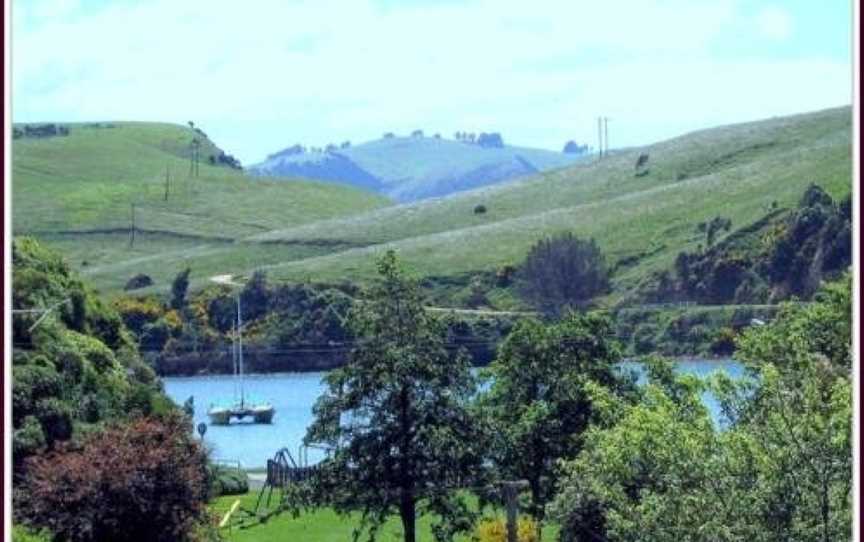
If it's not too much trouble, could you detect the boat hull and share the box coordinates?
[207,404,275,425]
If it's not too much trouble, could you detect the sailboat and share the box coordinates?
[207,291,275,425]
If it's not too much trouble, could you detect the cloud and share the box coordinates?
[755,5,793,41]
[11,0,849,163]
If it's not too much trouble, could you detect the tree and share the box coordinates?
[516,233,610,315]
[170,267,191,310]
[240,270,269,321]
[550,276,852,541]
[305,251,485,542]
[550,358,732,542]
[562,141,587,154]
[18,414,209,542]
[477,132,504,148]
[478,313,628,534]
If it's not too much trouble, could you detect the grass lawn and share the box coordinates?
[210,490,559,542]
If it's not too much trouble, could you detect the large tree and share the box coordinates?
[517,233,610,315]
[305,251,485,542]
[477,312,629,533]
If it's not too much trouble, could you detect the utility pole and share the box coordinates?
[499,480,529,542]
[604,117,610,156]
[129,203,136,248]
[164,165,170,201]
[597,117,603,158]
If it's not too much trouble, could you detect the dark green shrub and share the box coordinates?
[517,233,610,315]
[633,324,658,354]
[124,273,153,291]
[209,466,249,497]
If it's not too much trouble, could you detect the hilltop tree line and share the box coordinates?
[13,124,70,139]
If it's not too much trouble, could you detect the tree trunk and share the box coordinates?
[400,491,416,542]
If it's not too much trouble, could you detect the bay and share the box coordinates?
[163,359,744,469]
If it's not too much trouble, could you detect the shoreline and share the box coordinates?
[160,355,737,380]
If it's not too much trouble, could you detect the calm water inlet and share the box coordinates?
[163,359,744,469]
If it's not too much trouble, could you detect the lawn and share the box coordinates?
[210,490,559,542]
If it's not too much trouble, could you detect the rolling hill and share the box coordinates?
[13,107,852,307]
[11,121,391,291]
[248,135,586,201]
[256,107,852,303]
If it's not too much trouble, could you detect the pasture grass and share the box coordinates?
[13,107,852,305]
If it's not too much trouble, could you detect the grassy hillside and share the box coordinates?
[12,122,390,291]
[240,106,851,305]
[250,135,584,201]
[14,107,851,303]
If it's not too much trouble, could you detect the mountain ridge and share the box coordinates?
[249,134,587,201]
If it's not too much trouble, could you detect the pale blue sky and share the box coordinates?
[13,0,853,164]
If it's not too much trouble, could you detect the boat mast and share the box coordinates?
[237,290,245,407]
[232,320,238,402]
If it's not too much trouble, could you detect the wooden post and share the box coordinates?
[164,165,170,201]
[500,480,529,542]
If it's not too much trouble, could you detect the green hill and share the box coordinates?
[245,106,851,304]
[249,134,585,201]
[13,107,851,304]
[12,122,390,292]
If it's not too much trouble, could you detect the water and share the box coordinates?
[618,358,746,425]
[163,372,328,469]
[163,359,744,469]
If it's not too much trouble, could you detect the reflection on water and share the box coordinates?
[163,359,744,469]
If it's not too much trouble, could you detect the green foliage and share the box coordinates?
[209,466,250,497]
[11,526,51,542]
[551,276,852,541]
[11,238,173,468]
[648,184,851,305]
[517,233,610,315]
[240,269,270,321]
[171,267,192,310]
[478,313,630,526]
[305,251,486,542]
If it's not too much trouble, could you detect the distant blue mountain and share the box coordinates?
[249,135,587,201]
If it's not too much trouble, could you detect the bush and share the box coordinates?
[124,274,153,291]
[209,466,249,497]
[633,324,658,354]
[11,526,51,542]
[710,326,737,356]
[517,233,610,314]
[18,414,209,542]
[113,296,163,335]
[474,517,539,542]
[474,204,487,214]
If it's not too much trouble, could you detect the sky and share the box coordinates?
[12,0,853,164]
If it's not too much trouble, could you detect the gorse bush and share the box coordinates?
[474,517,539,542]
